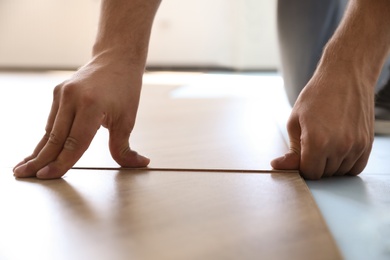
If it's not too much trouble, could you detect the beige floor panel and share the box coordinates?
[0,168,341,260]
[77,83,288,170]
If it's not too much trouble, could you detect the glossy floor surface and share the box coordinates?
[0,169,340,260]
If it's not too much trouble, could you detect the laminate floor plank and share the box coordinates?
[0,168,341,260]
[77,74,288,170]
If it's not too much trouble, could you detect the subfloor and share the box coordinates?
[0,71,389,260]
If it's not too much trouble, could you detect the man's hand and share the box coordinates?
[272,0,390,179]
[13,52,150,179]
[13,0,161,179]
[271,65,374,179]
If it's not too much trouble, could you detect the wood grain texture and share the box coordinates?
[0,168,341,260]
[76,83,288,170]
[0,72,341,259]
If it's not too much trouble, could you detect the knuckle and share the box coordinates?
[64,136,79,151]
[53,84,63,99]
[118,146,131,159]
[48,132,62,146]
[61,82,77,93]
[43,132,51,142]
[289,145,301,155]
[24,160,39,173]
[62,82,97,108]
[286,115,298,132]
[45,123,53,133]
[113,145,137,164]
[61,83,79,101]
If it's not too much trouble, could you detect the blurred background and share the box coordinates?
[0,0,279,71]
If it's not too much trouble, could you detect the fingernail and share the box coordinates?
[13,164,27,177]
[37,166,50,178]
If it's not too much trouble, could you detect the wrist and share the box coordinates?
[93,43,148,65]
[91,45,148,75]
[319,43,378,88]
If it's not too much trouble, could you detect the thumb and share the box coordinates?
[108,125,150,168]
[271,114,301,170]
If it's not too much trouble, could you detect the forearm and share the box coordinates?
[92,0,162,69]
[320,0,390,86]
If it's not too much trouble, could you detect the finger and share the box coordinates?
[322,157,344,178]
[333,136,373,176]
[13,104,74,178]
[322,138,366,177]
[347,144,372,176]
[44,84,63,135]
[333,149,365,176]
[36,111,103,179]
[334,158,357,176]
[271,114,301,170]
[299,137,327,180]
[13,133,49,171]
[28,84,64,158]
[13,86,61,172]
[108,123,150,168]
[270,152,300,170]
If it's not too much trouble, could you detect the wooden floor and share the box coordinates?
[6,70,389,259]
[0,169,340,260]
